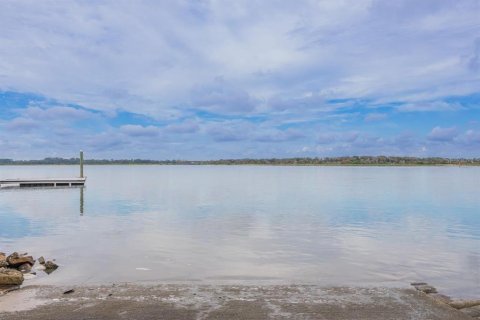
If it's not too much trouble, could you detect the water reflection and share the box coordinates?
[0,165,478,298]
[80,187,84,216]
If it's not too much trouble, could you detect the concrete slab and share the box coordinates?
[0,285,472,320]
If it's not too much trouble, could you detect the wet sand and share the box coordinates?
[0,284,472,320]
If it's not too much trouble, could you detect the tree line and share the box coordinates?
[0,156,479,165]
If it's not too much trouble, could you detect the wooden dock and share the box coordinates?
[0,151,86,188]
[0,177,86,188]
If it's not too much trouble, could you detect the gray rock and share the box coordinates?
[44,260,59,274]
[428,293,452,304]
[0,284,20,295]
[413,284,437,294]
[23,273,37,280]
[410,282,427,286]
[6,252,35,268]
[449,300,480,309]
[18,263,32,274]
[460,305,480,317]
[0,252,7,268]
[38,256,45,265]
[0,268,24,285]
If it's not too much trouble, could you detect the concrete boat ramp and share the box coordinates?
[0,285,474,320]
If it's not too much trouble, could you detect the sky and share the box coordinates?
[0,0,479,160]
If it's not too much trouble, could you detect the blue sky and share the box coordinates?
[0,1,479,160]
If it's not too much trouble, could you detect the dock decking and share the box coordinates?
[1,151,86,189]
[0,177,86,188]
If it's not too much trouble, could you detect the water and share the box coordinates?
[0,165,479,297]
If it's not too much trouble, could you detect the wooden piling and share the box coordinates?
[80,150,84,178]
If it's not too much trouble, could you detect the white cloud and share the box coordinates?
[22,106,95,121]
[120,125,160,137]
[428,126,458,142]
[0,0,478,117]
[364,113,387,122]
[397,101,463,112]
[164,120,200,134]
[5,118,39,132]
[0,1,479,159]
[463,129,480,144]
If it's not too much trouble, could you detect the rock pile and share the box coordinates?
[411,282,480,318]
[0,252,59,289]
[0,268,23,285]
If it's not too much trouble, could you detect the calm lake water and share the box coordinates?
[0,165,479,297]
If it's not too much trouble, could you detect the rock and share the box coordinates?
[6,252,35,268]
[18,263,32,274]
[0,284,20,295]
[45,260,58,270]
[428,293,452,304]
[460,305,480,317]
[35,264,46,271]
[44,261,59,274]
[0,252,7,268]
[38,256,45,265]
[23,273,37,280]
[413,284,437,294]
[410,282,428,286]
[0,268,24,285]
[449,300,480,309]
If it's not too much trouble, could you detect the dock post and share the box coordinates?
[80,187,84,216]
[80,150,84,178]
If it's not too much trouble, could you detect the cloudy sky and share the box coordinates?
[0,0,479,160]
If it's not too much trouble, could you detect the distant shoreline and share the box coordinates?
[1,164,479,167]
[1,156,479,166]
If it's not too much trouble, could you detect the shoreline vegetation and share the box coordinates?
[0,156,479,166]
